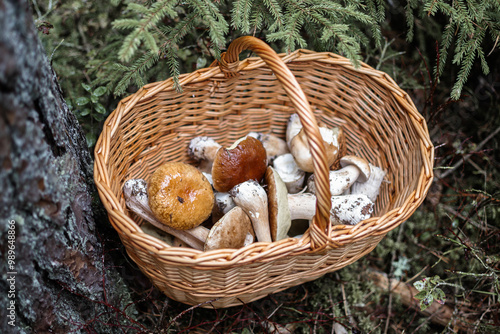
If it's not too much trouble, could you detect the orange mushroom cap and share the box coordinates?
[148,162,214,230]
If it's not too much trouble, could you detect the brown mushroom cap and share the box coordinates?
[265,166,292,241]
[212,136,267,192]
[148,162,214,230]
[204,206,255,251]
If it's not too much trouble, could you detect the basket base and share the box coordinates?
[129,234,384,309]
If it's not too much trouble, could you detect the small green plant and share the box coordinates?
[413,275,447,311]
[392,256,411,279]
[70,83,109,147]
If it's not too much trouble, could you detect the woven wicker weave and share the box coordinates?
[94,36,434,308]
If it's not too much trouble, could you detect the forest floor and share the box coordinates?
[33,1,500,332]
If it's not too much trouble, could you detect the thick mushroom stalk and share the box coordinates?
[123,179,209,250]
[349,163,387,202]
[273,153,305,194]
[308,155,371,196]
[229,180,272,243]
[188,136,222,173]
[287,192,374,225]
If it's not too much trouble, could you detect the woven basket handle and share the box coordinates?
[218,36,333,250]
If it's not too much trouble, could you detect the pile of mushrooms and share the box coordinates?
[123,114,387,252]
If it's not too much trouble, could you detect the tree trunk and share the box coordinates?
[0,1,138,332]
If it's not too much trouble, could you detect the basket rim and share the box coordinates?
[94,47,434,268]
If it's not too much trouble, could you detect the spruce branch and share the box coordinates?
[113,0,179,62]
[408,0,500,99]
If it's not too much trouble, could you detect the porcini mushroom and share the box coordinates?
[123,179,209,250]
[287,193,374,225]
[248,131,289,163]
[229,180,272,243]
[148,162,214,230]
[272,153,306,194]
[349,163,387,202]
[188,136,222,161]
[264,166,292,241]
[212,136,267,192]
[188,136,222,173]
[286,114,345,173]
[286,113,303,146]
[265,167,373,229]
[204,207,255,251]
[190,136,268,193]
[307,155,371,196]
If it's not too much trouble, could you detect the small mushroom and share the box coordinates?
[148,162,214,230]
[307,155,371,196]
[123,179,209,250]
[211,191,236,223]
[349,163,387,202]
[229,180,272,243]
[286,114,345,173]
[264,166,292,241]
[287,192,374,225]
[272,153,306,194]
[248,131,289,163]
[204,207,255,251]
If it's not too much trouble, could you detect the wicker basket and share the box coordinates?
[94,36,434,308]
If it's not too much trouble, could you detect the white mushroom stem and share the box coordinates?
[123,179,209,250]
[287,193,374,225]
[211,191,236,223]
[307,165,361,196]
[202,172,213,186]
[307,155,371,196]
[350,164,387,202]
[229,180,272,243]
[273,153,305,194]
[188,137,222,173]
[248,131,289,162]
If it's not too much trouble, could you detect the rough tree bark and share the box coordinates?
[0,1,139,332]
